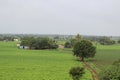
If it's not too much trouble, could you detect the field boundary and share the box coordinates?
[83,62,99,80]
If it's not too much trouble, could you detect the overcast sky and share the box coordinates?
[0,0,120,36]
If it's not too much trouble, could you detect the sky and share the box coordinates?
[0,0,120,36]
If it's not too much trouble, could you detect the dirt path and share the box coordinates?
[58,45,64,49]
[83,62,99,80]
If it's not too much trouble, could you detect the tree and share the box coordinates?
[54,36,59,40]
[75,34,82,41]
[70,34,82,47]
[20,37,58,50]
[98,36,116,45]
[70,38,78,47]
[117,40,120,44]
[20,37,36,49]
[69,66,85,80]
[64,41,72,48]
[99,59,120,80]
[73,40,96,61]
[48,39,58,49]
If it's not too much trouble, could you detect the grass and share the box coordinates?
[93,49,120,69]
[96,44,120,50]
[57,40,66,45]
[0,42,92,80]
[87,44,120,72]
[58,43,120,73]
[1,41,119,79]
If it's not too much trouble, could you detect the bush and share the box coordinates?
[69,67,85,80]
[64,41,72,48]
[99,59,120,80]
[117,40,120,44]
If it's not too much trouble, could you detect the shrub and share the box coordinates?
[64,41,72,48]
[69,66,85,80]
[99,59,120,80]
[117,40,120,44]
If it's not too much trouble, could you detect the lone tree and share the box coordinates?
[69,66,85,80]
[73,40,96,61]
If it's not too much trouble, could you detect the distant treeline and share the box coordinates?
[0,34,120,45]
[0,35,15,41]
[83,36,116,45]
[0,34,74,41]
[64,35,119,48]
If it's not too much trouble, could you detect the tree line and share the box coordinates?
[1,34,120,45]
[20,37,58,49]
[64,36,119,48]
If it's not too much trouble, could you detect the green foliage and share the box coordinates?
[64,41,72,48]
[70,39,78,47]
[48,39,58,49]
[75,34,82,41]
[0,42,92,80]
[62,34,82,48]
[20,37,58,49]
[0,36,15,41]
[92,44,120,70]
[113,59,120,66]
[99,60,120,80]
[98,36,116,45]
[69,67,85,80]
[54,36,59,40]
[73,40,96,61]
[117,40,120,44]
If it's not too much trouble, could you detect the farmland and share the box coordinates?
[93,44,120,69]
[0,42,92,80]
[0,41,120,80]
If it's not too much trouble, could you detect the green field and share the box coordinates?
[85,44,120,73]
[0,41,120,80]
[93,44,120,70]
[0,42,92,80]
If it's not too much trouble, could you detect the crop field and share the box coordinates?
[93,44,120,70]
[0,41,120,80]
[63,43,120,69]
[0,42,92,80]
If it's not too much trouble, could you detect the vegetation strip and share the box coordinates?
[83,62,99,80]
